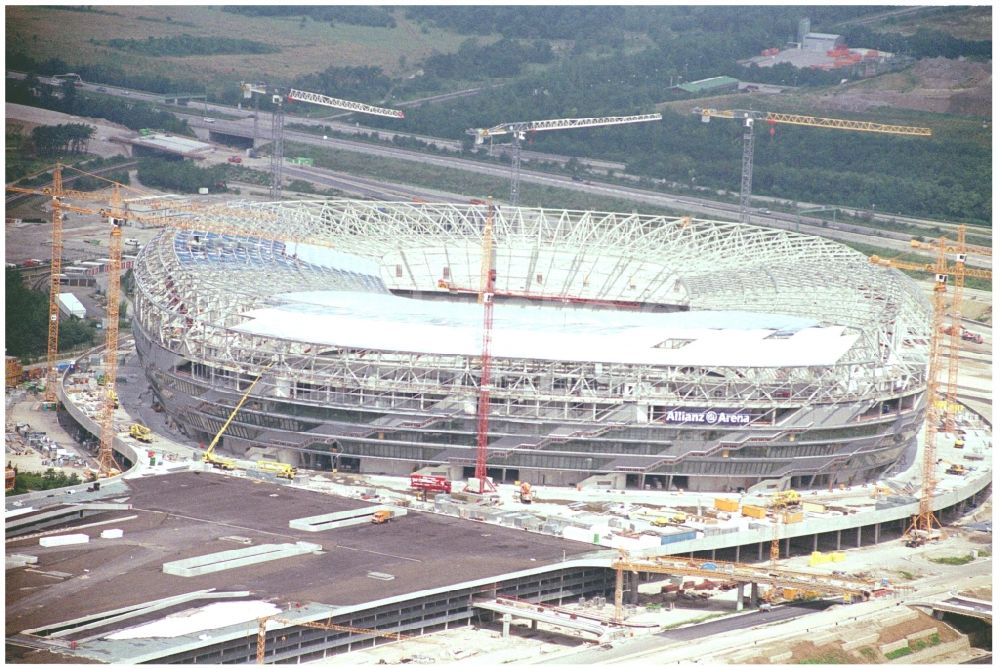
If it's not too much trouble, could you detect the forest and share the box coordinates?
[104,34,278,57]
[5,6,992,225]
[30,123,94,156]
[5,268,98,361]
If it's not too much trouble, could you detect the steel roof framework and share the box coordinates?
[132,200,930,448]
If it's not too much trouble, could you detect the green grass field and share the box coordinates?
[5,6,480,86]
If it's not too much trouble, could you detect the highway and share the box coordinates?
[7,72,991,269]
[542,600,834,664]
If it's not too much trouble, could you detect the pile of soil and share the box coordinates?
[809,57,991,117]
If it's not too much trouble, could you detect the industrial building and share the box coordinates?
[130,200,931,493]
[57,292,86,319]
[802,32,846,51]
[673,76,740,95]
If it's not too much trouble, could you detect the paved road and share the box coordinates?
[542,600,833,664]
[8,72,991,266]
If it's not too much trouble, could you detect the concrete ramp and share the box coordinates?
[289,506,406,532]
[163,542,322,577]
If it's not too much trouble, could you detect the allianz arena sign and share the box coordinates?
[662,409,751,426]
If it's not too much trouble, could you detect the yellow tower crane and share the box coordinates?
[6,164,127,402]
[693,108,932,224]
[907,226,992,432]
[869,244,991,543]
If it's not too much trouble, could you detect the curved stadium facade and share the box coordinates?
[132,200,931,492]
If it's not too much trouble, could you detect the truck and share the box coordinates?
[942,325,984,344]
[409,473,452,495]
[371,509,393,524]
[129,423,153,443]
[256,460,297,480]
[519,481,533,504]
[961,330,984,344]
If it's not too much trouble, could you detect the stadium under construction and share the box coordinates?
[7,200,991,665]
[131,200,932,493]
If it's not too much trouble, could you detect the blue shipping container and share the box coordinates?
[660,530,698,545]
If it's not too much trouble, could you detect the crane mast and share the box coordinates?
[869,235,991,542]
[471,200,497,494]
[694,107,931,224]
[97,185,126,476]
[467,113,662,207]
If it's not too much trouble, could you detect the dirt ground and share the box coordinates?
[809,57,992,117]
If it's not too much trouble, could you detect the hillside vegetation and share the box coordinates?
[5,5,991,226]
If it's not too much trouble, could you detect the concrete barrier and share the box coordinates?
[879,638,909,656]
[841,632,880,651]
[768,651,793,663]
[162,541,322,577]
[889,637,969,664]
[905,628,938,644]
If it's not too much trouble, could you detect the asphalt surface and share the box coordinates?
[5,471,597,636]
[543,600,834,664]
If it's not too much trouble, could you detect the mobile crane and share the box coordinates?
[203,360,277,472]
[467,113,661,206]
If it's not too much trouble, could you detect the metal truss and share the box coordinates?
[132,200,931,423]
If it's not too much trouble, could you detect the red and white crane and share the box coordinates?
[467,199,498,494]
[466,113,662,206]
[241,83,404,200]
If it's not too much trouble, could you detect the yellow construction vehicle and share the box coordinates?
[770,490,801,509]
[518,481,533,504]
[129,423,153,443]
[652,512,688,526]
[945,463,967,476]
[110,389,119,409]
[256,460,297,480]
[203,361,276,472]
[371,510,393,524]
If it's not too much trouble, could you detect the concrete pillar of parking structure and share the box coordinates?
[502,613,511,638]
[874,522,880,543]
[813,533,819,552]
[857,525,862,548]
[735,544,741,562]
[750,582,759,607]
[835,529,841,550]
[758,542,763,561]
[711,549,716,560]
[531,619,538,631]
[735,583,745,611]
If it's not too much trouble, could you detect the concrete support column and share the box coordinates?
[531,620,538,631]
[750,582,759,607]
[857,525,862,548]
[757,542,763,561]
[836,529,841,551]
[502,613,511,638]
[874,522,880,543]
[735,544,741,563]
[735,583,745,611]
[711,549,716,560]
[813,533,818,552]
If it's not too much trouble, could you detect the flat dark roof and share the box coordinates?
[6,471,597,636]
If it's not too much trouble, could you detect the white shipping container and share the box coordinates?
[100,529,124,539]
[40,533,90,547]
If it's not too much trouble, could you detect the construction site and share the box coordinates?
[5,81,993,665]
